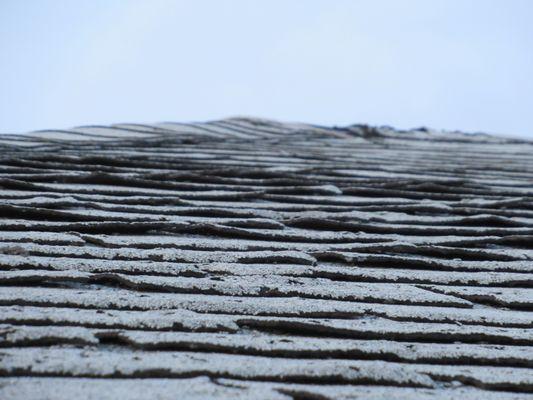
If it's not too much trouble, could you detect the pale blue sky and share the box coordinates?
[1,0,532,137]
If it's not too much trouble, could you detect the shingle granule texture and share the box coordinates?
[0,118,532,399]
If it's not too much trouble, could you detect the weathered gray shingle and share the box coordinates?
[0,118,532,399]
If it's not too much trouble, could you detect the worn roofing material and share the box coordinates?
[0,118,532,399]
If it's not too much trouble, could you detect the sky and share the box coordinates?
[1,0,532,138]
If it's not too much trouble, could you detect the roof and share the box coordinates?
[0,118,532,399]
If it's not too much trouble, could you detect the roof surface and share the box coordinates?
[0,118,532,399]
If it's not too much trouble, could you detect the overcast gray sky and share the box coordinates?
[1,0,532,138]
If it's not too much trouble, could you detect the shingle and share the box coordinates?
[0,118,532,398]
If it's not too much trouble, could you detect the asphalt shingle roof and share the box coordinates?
[0,118,532,399]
